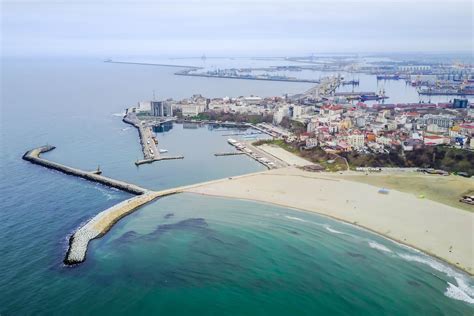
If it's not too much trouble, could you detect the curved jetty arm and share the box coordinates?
[64,191,166,265]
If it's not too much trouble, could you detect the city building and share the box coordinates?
[182,104,206,117]
[151,101,173,117]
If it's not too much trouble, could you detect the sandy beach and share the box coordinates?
[185,167,474,275]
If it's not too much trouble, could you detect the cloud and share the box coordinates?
[2,0,472,56]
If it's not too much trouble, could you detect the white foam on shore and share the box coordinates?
[112,112,126,117]
[399,253,474,305]
[368,241,392,253]
[445,282,474,304]
[285,215,309,223]
[325,225,345,234]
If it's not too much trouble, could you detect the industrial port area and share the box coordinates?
[107,55,473,97]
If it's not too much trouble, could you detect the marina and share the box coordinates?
[123,111,184,165]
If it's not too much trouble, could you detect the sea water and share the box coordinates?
[1,57,472,314]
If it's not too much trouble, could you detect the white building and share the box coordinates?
[137,101,152,113]
[273,106,290,125]
[468,108,474,118]
[348,133,365,149]
[426,124,447,134]
[182,104,205,117]
[292,105,305,119]
[243,96,262,106]
[376,136,391,146]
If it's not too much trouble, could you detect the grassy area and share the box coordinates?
[340,173,474,212]
[342,146,474,176]
[253,139,474,211]
[193,111,273,124]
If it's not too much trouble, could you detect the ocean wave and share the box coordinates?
[284,215,309,223]
[95,186,119,200]
[399,254,456,277]
[368,241,392,253]
[325,225,345,234]
[445,282,474,304]
[399,254,474,305]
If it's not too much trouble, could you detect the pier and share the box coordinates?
[105,60,201,70]
[135,155,184,165]
[214,152,246,156]
[304,76,343,99]
[175,70,321,83]
[123,112,184,165]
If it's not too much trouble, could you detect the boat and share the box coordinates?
[360,94,388,101]
[376,74,400,80]
[159,149,168,153]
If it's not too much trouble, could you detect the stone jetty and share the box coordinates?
[64,191,167,265]
[23,145,147,195]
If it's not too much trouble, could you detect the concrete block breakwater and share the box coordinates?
[65,192,164,265]
[22,146,147,195]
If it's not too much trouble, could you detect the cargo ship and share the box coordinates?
[418,88,474,96]
[376,74,400,80]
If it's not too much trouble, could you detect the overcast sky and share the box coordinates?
[1,0,472,57]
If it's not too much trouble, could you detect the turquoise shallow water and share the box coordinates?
[1,58,473,314]
[2,193,473,315]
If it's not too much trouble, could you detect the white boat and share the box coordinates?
[159,149,168,153]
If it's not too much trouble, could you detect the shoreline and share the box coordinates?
[23,146,473,275]
[185,168,474,276]
[185,190,473,277]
